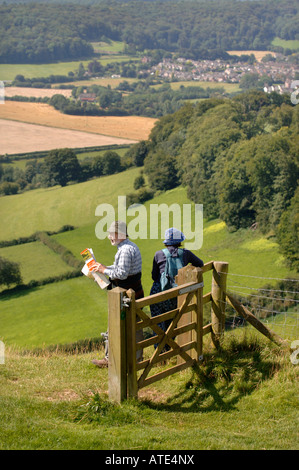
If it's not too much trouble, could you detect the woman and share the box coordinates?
[150,227,204,338]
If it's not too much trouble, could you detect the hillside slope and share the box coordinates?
[0,174,297,350]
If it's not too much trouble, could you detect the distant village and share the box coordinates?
[141,53,298,95]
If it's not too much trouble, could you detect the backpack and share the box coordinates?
[160,248,184,291]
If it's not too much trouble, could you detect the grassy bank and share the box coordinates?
[0,332,298,450]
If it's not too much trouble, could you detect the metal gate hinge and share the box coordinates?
[122,296,131,308]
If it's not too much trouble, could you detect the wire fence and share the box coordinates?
[221,272,299,341]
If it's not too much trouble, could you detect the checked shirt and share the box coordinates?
[104,238,142,280]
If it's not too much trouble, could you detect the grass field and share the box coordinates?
[0,241,74,285]
[0,167,140,241]
[3,146,130,170]
[154,81,240,94]
[0,60,93,81]
[0,332,298,450]
[0,53,137,81]
[91,40,125,54]
[0,174,297,350]
[0,277,108,349]
[271,37,299,50]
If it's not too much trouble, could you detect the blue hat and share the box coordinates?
[163,227,185,245]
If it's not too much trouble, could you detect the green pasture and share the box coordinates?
[68,77,138,89]
[90,40,125,54]
[0,167,140,241]
[0,241,74,286]
[76,146,129,161]
[0,332,298,450]
[0,60,92,81]
[0,277,108,349]
[154,81,240,94]
[0,172,297,350]
[271,37,299,50]
[0,54,138,81]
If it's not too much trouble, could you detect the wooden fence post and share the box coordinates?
[177,265,203,363]
[211,261,228,347]
[195,268,204,361]
[126,288,138,399]
[108,287,127,403]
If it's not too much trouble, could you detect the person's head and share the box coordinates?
[107,221,128,245]
[163,227,185,247]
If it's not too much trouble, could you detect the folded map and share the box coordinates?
[80,248,110,289]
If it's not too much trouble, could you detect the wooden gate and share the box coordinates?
[107,261,285,402]
[126,265,204,398]
[107,264,209,402]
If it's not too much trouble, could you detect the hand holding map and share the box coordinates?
[80,248,110,289]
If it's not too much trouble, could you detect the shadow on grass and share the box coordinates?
[139,337,281,414]
[0,284,41,300]
[73,337,283,426]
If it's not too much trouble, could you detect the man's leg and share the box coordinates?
[92,331,109,368]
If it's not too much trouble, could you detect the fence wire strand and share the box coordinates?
[219,271,299,340]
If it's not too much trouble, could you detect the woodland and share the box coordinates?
[0,0,298,63]
[141,91,299,270]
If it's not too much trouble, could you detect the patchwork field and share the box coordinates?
[0,241,74,284]
[0,101,157,141]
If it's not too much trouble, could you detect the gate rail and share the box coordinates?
[107,261,285,402]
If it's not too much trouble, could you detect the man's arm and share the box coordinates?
[103,246,133,280]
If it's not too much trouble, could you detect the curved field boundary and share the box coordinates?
[0,119,137,155]
[0,101,157,140]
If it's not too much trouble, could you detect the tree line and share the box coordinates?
[138,91,298,271]
[10,78,226,119]
[0,144,148,195]
[0,1,298,63]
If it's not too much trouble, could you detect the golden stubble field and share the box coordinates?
[0,101,157,154]
[227,50,276,61]
[4,87,73,99]
[0,119,139,154]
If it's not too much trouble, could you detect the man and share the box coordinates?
[91,220,144,368]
